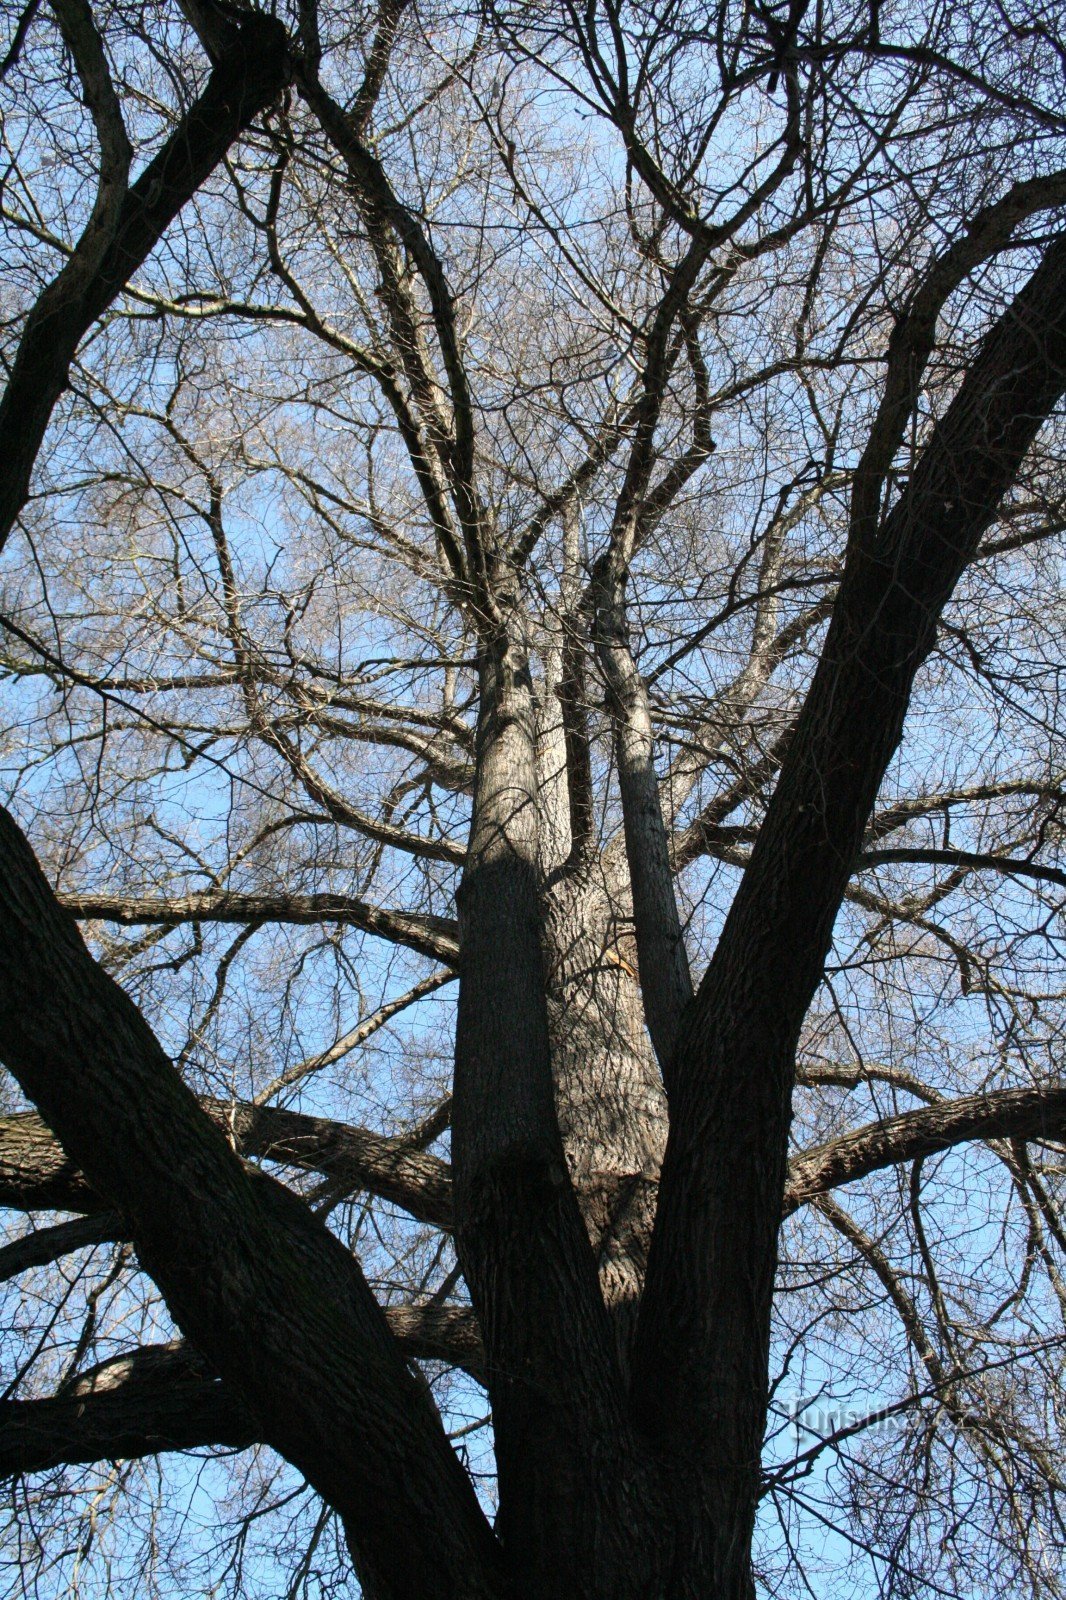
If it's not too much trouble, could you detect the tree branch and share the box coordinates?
[633,231,1066,1554]
[0,807,500,1600]
[0,1097,453,1230]
[60,889,459,965]
[849,171,1066,550]
[0,6,292,554]
[858,846,1066,894]
[784,1084,1066,1214]
[0,1296,487,1482]
[0,1343,255,1477]
[0,1212,123,1281]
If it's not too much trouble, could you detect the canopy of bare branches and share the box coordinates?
[0,2,1065,1597]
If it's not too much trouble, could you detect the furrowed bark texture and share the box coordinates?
[0,1302,488,1484]
[535,591,671,1369]
[0,808,502,1600]
[453,615,665,1596]
[0,1099,452,1227]
[632,235,1066,1599]
[0,1343,255,1476]
[541,869,669,1368]
[782,1084,1066,1213]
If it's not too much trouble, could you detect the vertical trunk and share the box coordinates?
[453,602,664,1597]
[534,588,670,1369]
[541,869,669,1368]
[594,573,693,1073]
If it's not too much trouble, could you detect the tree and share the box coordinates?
[0,0,1065,1595]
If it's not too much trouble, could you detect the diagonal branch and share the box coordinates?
[0,1295,487,1482]
[0,1343,255,1477]
[633,231,1066,1541]
[784,1085,1066,1214]
[0,807,500,1600]
[0,1097,454,1229]
[0,6,292,554]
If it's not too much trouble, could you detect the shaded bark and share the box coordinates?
[0,1343,255,1477]
[454,615,664,1597]
[0,1098,452,1227]
[632,234,1066,1599]
[0,807,502,1600]
[0,1109,102,1213]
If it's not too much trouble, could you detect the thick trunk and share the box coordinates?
[0,809,502,1600]
[454,607,668,1597]
[534,594,670,1361]
[541,869,668,1368]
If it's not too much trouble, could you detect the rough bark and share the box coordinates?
[0,1302,488,1484]
[541,868,669,1368]
[0,1098,452,1227]
[0,807,502,1600]
[632,233,1066,1599]
[60,890,459,965]
[783,1084,1066,1214]
[453,613,664,1597]
[593,571,693,1074]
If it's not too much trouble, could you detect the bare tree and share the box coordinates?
[1,1,1065,1596]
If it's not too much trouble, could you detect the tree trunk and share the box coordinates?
[542,868,668,1371]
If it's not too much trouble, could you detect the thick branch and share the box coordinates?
[0,1098,453,1229]
[0,1212,122,1280]
[10,1078,1064,1285]
[223,1100,454,1227]
[593,571,692,1072]
[0,808,500,1600]
[0,1297,486,1482]
[61,889,459,965]
[0,1344,254,1477]
[784,1085,1066,1214]
[0,9,292,553]
[634,233,1066,1533]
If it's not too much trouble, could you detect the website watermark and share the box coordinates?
[781,1395,907,1445]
